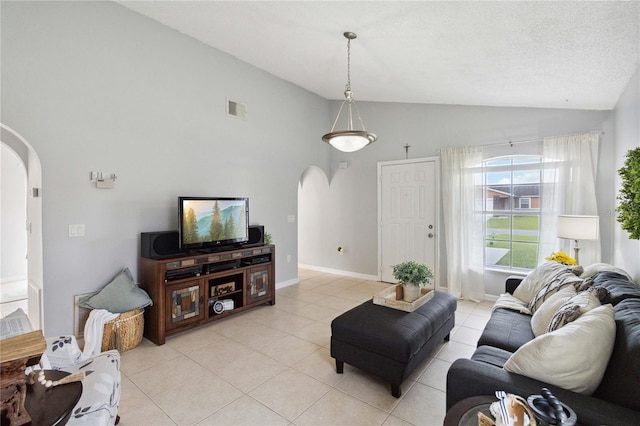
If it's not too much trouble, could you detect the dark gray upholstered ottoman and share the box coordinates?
[331,290,457,397]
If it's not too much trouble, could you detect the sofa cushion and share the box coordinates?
[581,263,633,281]
[477,308,535,352]
[471,345,512,368]
[513,261,580,304]
[587,271,640,305]
[530,286,576,336]
[592,298,640,411]
[504,304,615,395]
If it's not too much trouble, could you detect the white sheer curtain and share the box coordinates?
[441,146,485,301]
[539,131,601,266]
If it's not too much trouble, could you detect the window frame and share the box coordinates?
[478,155,542,272]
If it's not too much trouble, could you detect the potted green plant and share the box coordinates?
[616,147,640,240]
[392,260,434,302]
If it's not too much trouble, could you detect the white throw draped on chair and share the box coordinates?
[540,131,601,266]
[441,145,485,301]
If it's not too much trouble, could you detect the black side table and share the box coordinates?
[24,370,82,426]
[444,395,497,426]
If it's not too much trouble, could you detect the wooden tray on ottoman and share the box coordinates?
[373,284,434,312]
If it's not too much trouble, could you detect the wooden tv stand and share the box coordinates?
[139,245,275,345]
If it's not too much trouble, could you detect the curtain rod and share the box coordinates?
[437,130,604,152]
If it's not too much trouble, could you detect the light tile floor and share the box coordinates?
[118,269,493,426]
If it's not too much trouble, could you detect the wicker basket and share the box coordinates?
[101,309,144,353]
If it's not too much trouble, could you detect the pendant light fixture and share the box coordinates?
[322,32,377,152]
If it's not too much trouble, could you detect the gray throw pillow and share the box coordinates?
[79,268,152,313]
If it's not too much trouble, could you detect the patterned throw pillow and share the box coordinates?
[527,266,584,314]
[513,262,571,304]
[530,286,577,337]
[547,287,604,332]
[547,303,582,332]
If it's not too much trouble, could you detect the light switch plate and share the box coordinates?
[69,224,85,237]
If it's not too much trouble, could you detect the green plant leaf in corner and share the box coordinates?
[616,147,640,240]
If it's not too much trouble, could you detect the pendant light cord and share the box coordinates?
[346,37,351,92]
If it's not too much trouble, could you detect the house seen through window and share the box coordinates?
[477,155,542,270]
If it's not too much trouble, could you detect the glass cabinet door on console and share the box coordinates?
[246,265,273,305]
[165,279,204,331]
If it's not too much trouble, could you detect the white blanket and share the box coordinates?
[492,293,531,315]
[83,309,119,357]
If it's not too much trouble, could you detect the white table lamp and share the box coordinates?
[557,215,599,265]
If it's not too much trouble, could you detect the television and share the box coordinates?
[178,197,249,252]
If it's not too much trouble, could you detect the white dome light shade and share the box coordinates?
[322,131,377,152]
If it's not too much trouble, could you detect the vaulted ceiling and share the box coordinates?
[117,1,640,110]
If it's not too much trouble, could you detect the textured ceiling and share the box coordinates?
[117,1,640,110]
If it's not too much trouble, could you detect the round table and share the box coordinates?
[25,370,82,426]
[444,395,497,426]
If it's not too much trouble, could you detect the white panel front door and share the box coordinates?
[379,158,438,284]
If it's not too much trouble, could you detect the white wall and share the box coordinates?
[1,1,330,335]
[302,102,615,295]
[613,68,640,282]
[1,144,28,280]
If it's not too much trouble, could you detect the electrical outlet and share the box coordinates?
[286,254,292,263]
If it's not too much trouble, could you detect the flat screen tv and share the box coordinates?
[178,197,249,252]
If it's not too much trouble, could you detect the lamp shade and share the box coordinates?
[557,215,599,240]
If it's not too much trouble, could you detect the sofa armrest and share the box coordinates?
[505,276,524,294]
[44,335,83,370]
[446,358,640,426]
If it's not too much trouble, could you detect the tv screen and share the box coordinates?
[179,197,249,251]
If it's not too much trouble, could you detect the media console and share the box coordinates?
[139,245,275,345]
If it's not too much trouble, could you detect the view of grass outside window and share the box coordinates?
[478,156,542,270]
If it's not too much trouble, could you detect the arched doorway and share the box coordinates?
[0,124,44,330]
[298,166,331,268]
[1,144,28,316]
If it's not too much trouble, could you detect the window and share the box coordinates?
[478,155,542,270]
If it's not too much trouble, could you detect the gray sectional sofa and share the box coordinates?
[446,268,640,426]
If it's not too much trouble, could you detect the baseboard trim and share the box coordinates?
[298,264,378,281]
[484,294,499,302]
[0,275,27,285]
[276,277,299,290]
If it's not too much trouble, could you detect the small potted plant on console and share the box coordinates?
[392,260,434,302]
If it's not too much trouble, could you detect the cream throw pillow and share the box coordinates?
[504,304,615,395]
[530,286,576,337]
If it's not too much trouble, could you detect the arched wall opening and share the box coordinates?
[1,124,44,330]
[298,166,331,268]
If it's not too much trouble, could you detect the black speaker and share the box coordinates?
[246,225,264,247]
[141,231,181,259]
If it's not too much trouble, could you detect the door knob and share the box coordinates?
[428,233,434,238]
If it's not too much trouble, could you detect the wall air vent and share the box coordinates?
[227,99,247,120]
